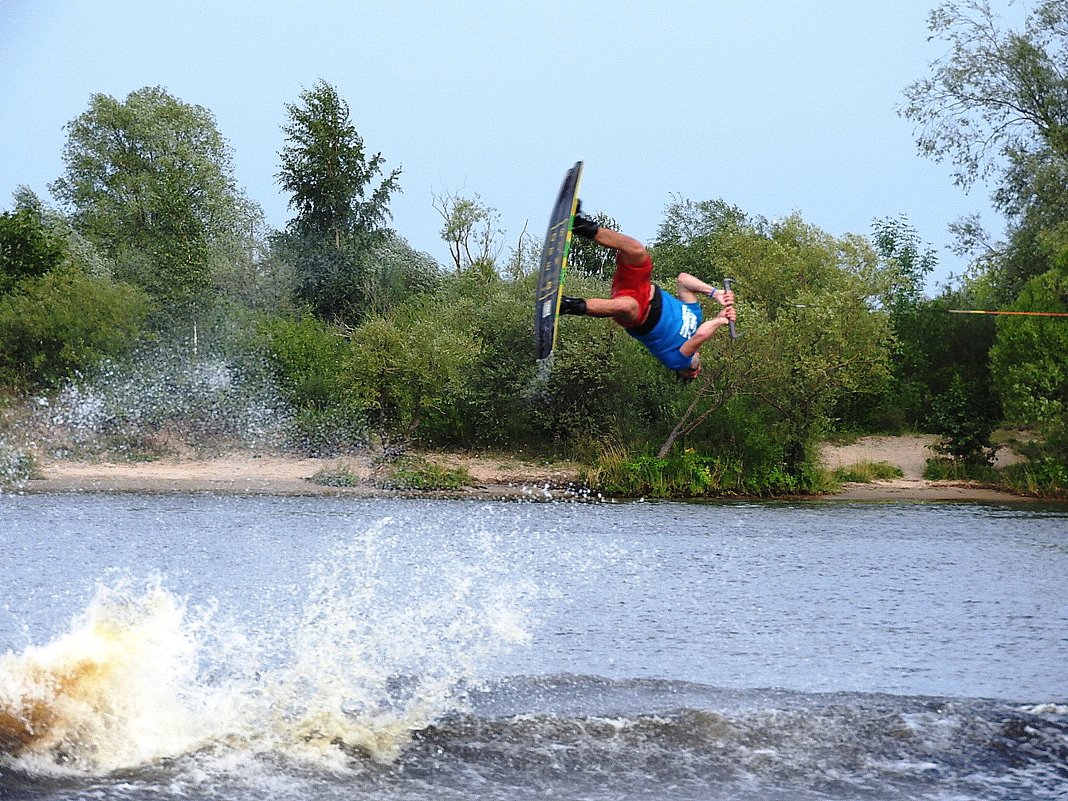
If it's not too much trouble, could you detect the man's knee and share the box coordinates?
[615,235,648,266]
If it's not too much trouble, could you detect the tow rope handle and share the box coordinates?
[724,277,738,339]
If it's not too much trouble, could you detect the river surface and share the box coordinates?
[0,494,1065,800]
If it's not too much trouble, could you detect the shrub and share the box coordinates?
[583,444,831,498]
[309,460,363,487]
[923,457,999,482]
[0,207,67,293]
[261,313,367,454]
[379,454,474,491]
[1000,458,1068,497]
[833,461,904,483]
[0,268,148,391]
[929,373,996,464]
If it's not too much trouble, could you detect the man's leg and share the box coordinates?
[559,208,649,326]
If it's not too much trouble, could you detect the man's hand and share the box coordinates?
[711,288,735,306]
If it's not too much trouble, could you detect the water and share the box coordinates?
[1,495,1065,800]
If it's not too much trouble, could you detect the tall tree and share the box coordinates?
[901,0,1068,298]
[901,0,1068,191]
[902,1,1068,463]
[50,86,250,316]
[276,81,403,321]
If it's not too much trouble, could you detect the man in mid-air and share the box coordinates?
[558,206,735,380]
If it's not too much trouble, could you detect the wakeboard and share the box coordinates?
[535,161,583,361]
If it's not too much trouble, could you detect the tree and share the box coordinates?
[433,190,503,274]
[901,0,1068,191]
[279,80,400,247]
[990,268,1068,449]
[51,86,252,316]
[566,210,620,279]
[345,297,481,445]
[901,0,1068,299]
[901,0,1068,460]
[0,268,149,390]
[871,215,938,309]
[276,81,403,321]
[0,207,66,295]
[0,200,148,390]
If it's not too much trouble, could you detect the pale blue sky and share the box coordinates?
[1,1,1018,290]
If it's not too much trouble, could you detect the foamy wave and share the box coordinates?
[0,580,219,774]
[0,520,536,776]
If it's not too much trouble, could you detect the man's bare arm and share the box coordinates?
[678,308,735,357]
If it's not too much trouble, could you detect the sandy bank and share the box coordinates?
[11,436,1050,503]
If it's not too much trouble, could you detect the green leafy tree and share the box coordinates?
[433,190,503,275]
[901,0,1068,300]
[929,373,997,464]
[837,216,942,432]
[0,207,67,295]
[345,296,480,445]
[50,86,253,317]
[0,201,149,390]
[871,215,938,309]
[901,0,1068,193]
[0,269,148,391]
[566,210,620,279]
[990,268,1068,453]
[276,80,402,321]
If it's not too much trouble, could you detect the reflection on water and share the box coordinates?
[1,495,1066,800]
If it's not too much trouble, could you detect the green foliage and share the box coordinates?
[583,444,833,498]
[871,215,938,308]
[567,210,620,278]
[833,461,904,483]
[345,295,481,445]
[262,313,351,409]
[434,191,503,273]
[51,86,254,317]
[923,457,999,483]
[929,372,997,464]
[379,454,474,491]
[0,441,42,486]
[1000,457,1068,497]
[279,80,400,244]
[902,1,1068,304]
[990,270,1068,437]
[261,313,366,453]
[651,202,894,473]
[0,268,149,390]
[0,207,67,294]
[309,460,363,487]
[276,80,403,322]
[902,1,1068,193]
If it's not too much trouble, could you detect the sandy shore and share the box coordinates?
[814,434,1036,502]
[11,435,1051,503]
[23,452,586,500]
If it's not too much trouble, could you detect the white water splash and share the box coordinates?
[0,579,219,775]
[43,344,292,455]
[0,518,537,776]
